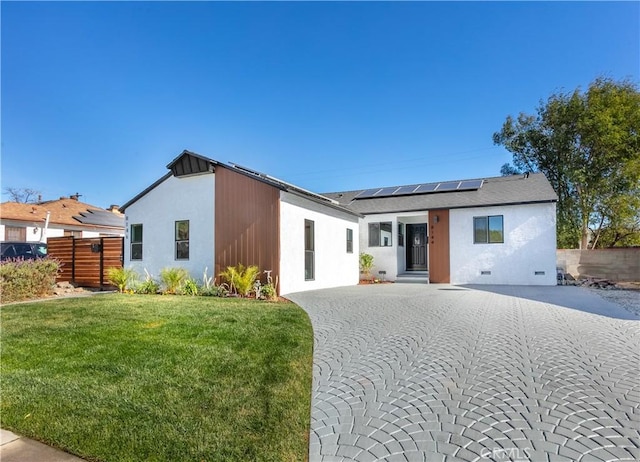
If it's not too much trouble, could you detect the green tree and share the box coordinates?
[499,163,521,176]
[494,77,640,248]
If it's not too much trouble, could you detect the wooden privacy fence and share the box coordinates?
[47,236,124,289]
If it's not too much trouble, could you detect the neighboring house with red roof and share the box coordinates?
[0,195,125,242]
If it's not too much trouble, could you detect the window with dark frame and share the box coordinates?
[368,222,392,247]
[305,220,315,280]
[474,215,504,244]
[175,220,189,260]
[130,224,143,260]
[346,228,354,253]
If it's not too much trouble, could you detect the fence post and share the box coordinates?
[99,237,105,291]
[71,237,76,284]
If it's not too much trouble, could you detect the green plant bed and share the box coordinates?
[0,295,314,462]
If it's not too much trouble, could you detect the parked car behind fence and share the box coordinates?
[1,242,48,261]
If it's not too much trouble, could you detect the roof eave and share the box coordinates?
[285,189,363,218]
[120,172,173,212]
[352,199,558,215]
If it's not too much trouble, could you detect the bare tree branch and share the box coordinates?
[3,187,42,203]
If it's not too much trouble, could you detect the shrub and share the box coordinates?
[198,267,227,297]
[218,265,239,294]
[260,283,277,301]
[219,264,260,297]
[201,267,214,291]
[133,271,160,294]
[359,253,374,280]
[200,284,229,297]
[0,258,60,304]
[181,278,199,296]
[135,279,160,295]
[107,267,138,293]
[160,267,189,294]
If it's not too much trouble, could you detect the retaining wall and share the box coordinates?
[557,248,640,281]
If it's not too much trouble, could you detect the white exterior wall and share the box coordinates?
[44,228,65,240]
[279,192,359,295]
[359,213,401,279]
[1,220,122,242]
[359,212,430,280]
[449,203,557,285]
[1,223,66,242]
[124,174,215,281]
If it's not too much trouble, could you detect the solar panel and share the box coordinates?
[374,187,400,196]
[459,179,483,189]
[435,181,460,191]
[394,185,420,195]
[356,188,383,199]
[74,210,125,227]
[414,183,439,193]
[354,178,484,200]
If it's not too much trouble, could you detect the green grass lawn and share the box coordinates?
[0,294,314,462]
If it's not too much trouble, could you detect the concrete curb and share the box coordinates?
[0,429,86,462]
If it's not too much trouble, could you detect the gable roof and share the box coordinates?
[167,150,219,177]
[0,198,125,229]
[323,173,558,214]
[122,150,361,217]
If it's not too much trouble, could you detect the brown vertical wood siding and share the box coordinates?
[47,236,123,288]
[428,209,450,283]
[214,167,280,289]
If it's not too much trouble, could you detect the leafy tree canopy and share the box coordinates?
[494,77,640,249]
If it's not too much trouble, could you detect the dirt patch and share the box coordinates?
[587,284,640,317]
[359,279,394,285]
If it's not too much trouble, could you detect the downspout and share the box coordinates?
[40,211,51,242]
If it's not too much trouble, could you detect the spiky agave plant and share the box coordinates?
[107,267,138,293]
[219,265,239,295]
[160,267,189,294]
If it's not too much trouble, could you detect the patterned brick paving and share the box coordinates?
[288,285,640,462]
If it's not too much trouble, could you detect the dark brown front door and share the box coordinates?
[406,224,428,270]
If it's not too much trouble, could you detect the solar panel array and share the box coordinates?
[355,179,483,200]
[74,210,125,227]
[230,163,340,205]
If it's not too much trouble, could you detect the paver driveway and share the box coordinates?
[288,284,640,462]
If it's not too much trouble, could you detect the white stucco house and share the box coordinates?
[324,173,558,286]
[121,150,558,295]
[120,151,360,295]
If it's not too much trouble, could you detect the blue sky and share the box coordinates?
[2,1,638,208]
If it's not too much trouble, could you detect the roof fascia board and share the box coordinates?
[357,199,557,216]
[166,150,220,170]
[120,172,172,212]
[286,189,363,218]
[218,164,287,192]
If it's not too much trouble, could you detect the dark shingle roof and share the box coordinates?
[323,173,557,214]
